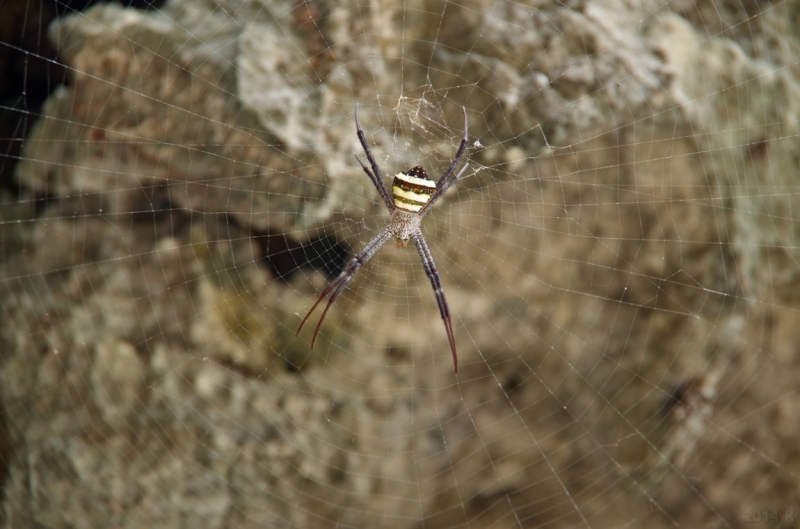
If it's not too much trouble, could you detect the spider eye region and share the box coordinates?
[392,166,435,212]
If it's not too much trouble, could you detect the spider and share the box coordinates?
[296,104,470,373]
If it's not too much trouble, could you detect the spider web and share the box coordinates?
[2,0,799,527]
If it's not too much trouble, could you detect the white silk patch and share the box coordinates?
[394,172,436,188]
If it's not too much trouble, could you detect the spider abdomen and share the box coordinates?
[392,166,435,212]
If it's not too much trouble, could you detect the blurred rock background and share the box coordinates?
[2,1,800,527]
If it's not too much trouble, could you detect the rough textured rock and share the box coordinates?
[2,0,800,527]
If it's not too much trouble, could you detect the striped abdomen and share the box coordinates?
[392,166,435,213]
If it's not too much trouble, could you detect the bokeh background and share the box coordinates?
[2,1,800,527]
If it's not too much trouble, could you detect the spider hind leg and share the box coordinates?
[412,231,458,373]
[296,227,394,350]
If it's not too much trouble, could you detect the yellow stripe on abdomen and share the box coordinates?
[392,185,430,212]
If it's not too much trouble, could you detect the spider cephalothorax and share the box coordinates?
[388,208,422,248]
[296,105,469,372]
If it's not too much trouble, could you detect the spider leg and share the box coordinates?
[420,106,469,216]
[296,272,349,346]
[297,226,393,348]
[412,231,458,373]
[354,154,394,212]
[355,104,395,212]
[436,162,469,199]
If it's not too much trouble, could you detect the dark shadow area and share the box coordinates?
[254,230,349,282]
[0,0,167,198]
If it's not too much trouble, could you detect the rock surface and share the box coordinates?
[2,0,800,527]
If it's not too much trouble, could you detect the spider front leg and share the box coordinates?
[420,106,470,216]
[355,104,394,212]
[296,227,393,349]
